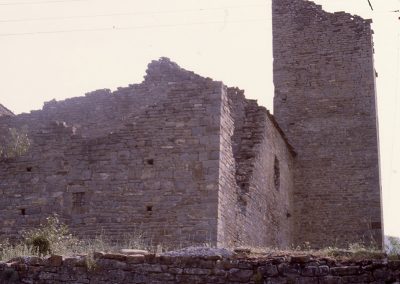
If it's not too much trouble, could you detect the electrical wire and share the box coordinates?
[367,0,374,11]
[0,18,268,37]
[0,5,265,23]
[0,0,86,5]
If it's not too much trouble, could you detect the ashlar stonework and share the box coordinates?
[0,0,383,249]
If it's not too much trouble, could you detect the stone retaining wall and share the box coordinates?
[1,253,399,283]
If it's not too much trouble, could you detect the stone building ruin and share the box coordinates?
[0,0,383,249]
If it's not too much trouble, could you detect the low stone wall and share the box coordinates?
[1,252,400,283]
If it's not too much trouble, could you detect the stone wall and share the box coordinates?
[215,86,295,248]
[0,104,13,117]
[272,0,383,248]
[1,252,399,283]
[0,58,295,248]
[0,59,225,247]
[222,88,295,248]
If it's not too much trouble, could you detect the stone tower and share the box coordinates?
[272,0,383,248]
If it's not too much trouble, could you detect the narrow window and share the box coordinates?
[72,192,85,213]
[146,205,153,212]
[274,156,280,191]
[20,208,26,215]
[26,167,32,172]
[371,222,381,229]
[146,159,154,165]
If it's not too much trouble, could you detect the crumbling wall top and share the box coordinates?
[0,104,14,117]
[274,0,373,25]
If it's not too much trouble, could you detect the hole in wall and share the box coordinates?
[274,156,280,191]
[371,222,381,229]
[146,205,153,212]
[26,167,32,172]
[72,192,86,214]
[286,211,291,218]
[20,208,26,215]
[146,159,154,165]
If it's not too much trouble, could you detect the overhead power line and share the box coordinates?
[0,0,86,5]
[367,0,374,11]
[0,18,267,37]
[0,5,265,23]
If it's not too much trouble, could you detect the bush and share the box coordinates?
[23,215,79,256]
[1,217,150,261]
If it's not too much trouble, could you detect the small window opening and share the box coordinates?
[274,156,280,191]
[72,192,85,213]
[146,205,153,212]
[286,211,291,218]
[146,159,154,165]
[371,221,381,230]
[26,167,32,172]
[20,208,26,215]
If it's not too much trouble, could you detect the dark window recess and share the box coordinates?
[286,211,291,218]
[146,159,154,165]
[146,205,153,212]
[274,156,280,191]
[72,192,86,213]
[20,208,26,215]
[371,222,381,230]
[26,167,32,172]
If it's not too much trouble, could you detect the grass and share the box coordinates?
[232,242,392,262]
[1,216,398,263]
[0,216,152,262]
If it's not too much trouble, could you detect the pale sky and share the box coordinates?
[0,0,399,237]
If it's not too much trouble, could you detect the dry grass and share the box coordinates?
[233,242,388,262]
[0,216,152,262]
[0,216,397,263]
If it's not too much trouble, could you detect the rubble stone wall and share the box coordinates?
[0,59,225,247]
[1,253,399,284]
[272,0,382,248]
[216,87,295,248]
[0,58,295,248]
[0,105,13,117]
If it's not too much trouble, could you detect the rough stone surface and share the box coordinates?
[0,57,293,248]
[1,254,399,284]
[272,0,382,248]
[0,58,224,247]
[0,0,383,250]
[0,104,13,117]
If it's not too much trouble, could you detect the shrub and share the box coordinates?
[23,215,79,256]
[30,235,51,255]
[1,218,150,261]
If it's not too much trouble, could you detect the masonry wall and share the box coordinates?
[0,59,225,247]
[2,253,400,284]
[0,58,296,248]
[217,87,295,248]
[272,0,383,248]
[0,105,13,117]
